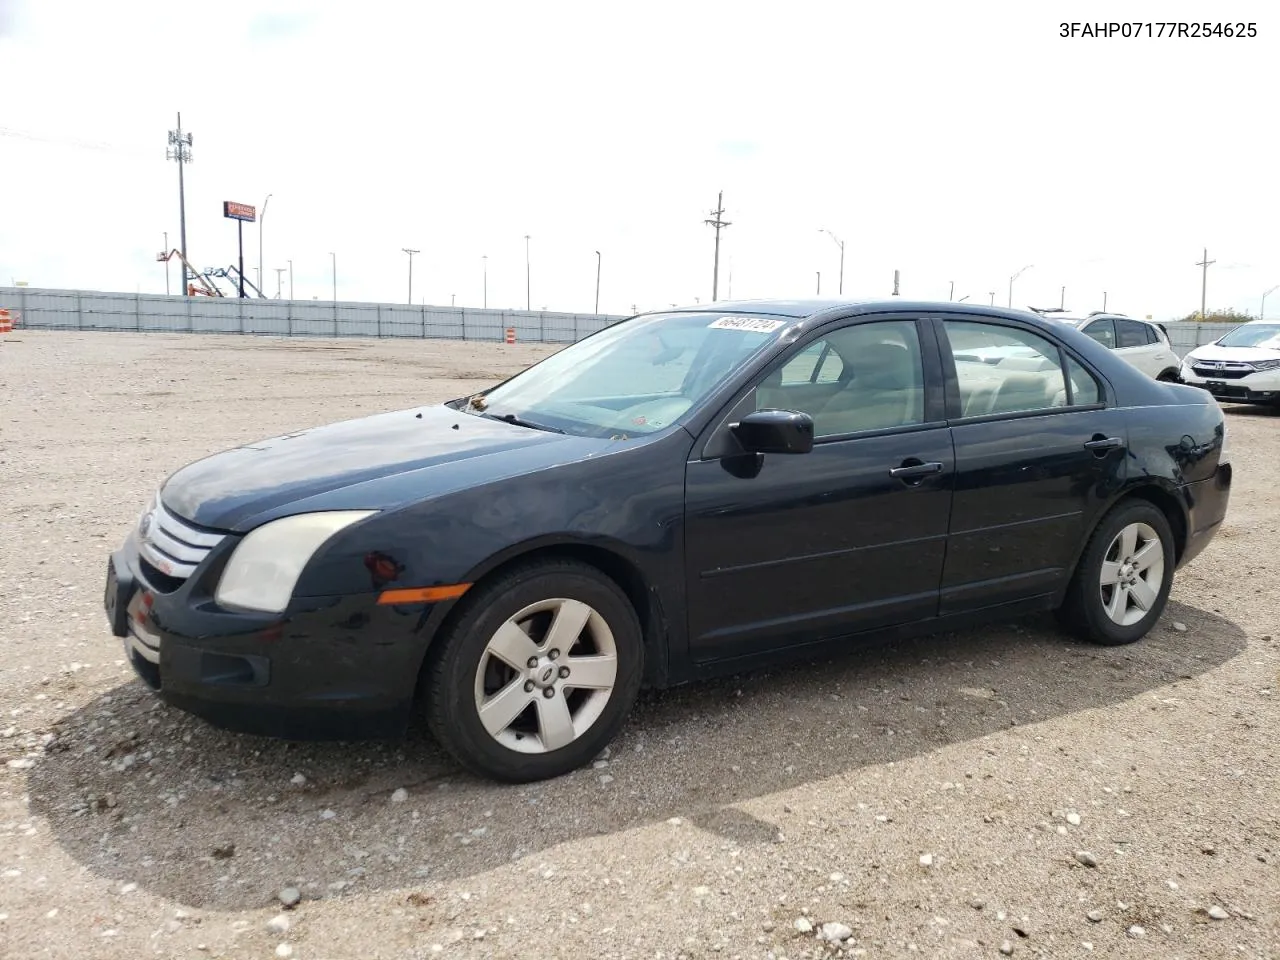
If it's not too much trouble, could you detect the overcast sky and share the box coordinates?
[2,0,1278,320]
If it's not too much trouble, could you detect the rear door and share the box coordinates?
[1114,317,1167,378]
[934,316,1128,614]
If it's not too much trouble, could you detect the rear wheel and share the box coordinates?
[423,559,644,783]
[1156,368,1181,383]
[1058,499,1176,645]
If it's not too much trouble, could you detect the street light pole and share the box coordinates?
[819,229,845,295]
[1008,264,1033,308]
[274,267,285,298]
[816,271,821,295]
[1263,285,1279,319]
[948,280,954,301]
[594,250,601,314]
[989,291,996,305]
[524,235,531,311]
[402,248,419,305]
[258,193,272,298]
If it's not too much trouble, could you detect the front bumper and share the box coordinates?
[104,532,437,740]
[1180,367,1280,403]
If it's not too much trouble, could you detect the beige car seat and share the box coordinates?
[814,342,921,435]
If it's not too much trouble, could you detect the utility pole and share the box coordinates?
[1196,247,1215,320]
[274,267,285,298]
[1008,264,1033,307]
[704,191,731,301]
[1102,291,1108,312]
[816,271,821,295]
[524,235,531,310]
[594,250,602,314]
[892,270,900,296]
[166,113,193,292]
[288,259,294,300]
[1060,285,1065,310]
[820,229,845,295]
[402,248,419,305]
[259,194,272,297]
[948,280,954,301]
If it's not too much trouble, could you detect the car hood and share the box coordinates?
[1187,343,1280,363]
[161,404,583,531]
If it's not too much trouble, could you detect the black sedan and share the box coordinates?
[103,299,1233,782]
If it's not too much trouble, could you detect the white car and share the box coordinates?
[1179,318,1280,406]
[1036,310,1182,382]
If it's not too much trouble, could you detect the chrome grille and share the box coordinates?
[1191,362,1254,380]
[137,500,225,580]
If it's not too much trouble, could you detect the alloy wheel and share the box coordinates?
[1098,521,1165,627]
[472,598,618,753]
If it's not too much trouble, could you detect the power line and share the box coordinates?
[704,191,731,302]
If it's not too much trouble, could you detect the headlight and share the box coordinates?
[1250,358,1280,372]
[215,511,377,614]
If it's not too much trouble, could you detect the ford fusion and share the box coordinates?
[104,299,1233,782]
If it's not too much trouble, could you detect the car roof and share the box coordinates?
[1032,309,1149,325]
[655,297,1066,326]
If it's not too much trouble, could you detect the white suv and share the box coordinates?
[1179,318,1280,406]
[1036,310,1182,381]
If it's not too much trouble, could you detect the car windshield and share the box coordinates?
[460,312,789,438]
[1216,323,1280,349]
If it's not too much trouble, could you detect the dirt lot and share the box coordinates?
[1,330,1276,960]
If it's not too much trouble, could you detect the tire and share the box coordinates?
[423,559,644,783]
[1156,369,1180,383]
[1057,498,1176,646]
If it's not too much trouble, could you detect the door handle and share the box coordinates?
[1083,436,1124,452]
[889,460,944,480]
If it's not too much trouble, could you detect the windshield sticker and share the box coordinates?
[708,316,785,333]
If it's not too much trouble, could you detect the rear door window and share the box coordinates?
[1114,319,1149,348]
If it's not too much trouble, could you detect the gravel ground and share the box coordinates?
[1,330,1276,960]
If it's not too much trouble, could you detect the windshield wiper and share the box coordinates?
[479,411,565,434]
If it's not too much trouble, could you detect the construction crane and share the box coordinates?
[157,248,220,296]
[205,266,268,298]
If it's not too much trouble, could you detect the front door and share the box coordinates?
[934,316,1129,614]
[684,317,954,663]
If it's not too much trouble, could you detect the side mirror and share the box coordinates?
[732,409,814,455]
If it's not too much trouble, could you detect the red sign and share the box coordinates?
[223,201,256,222]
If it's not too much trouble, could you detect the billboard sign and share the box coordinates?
[223,201,256,222]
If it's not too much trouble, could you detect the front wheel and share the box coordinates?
[1156,369,1181,383]
[423,559,644,783]
[1057,499,1176,645]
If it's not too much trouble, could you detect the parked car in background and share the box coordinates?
[103,299,1233,783]
[1034,310,1183,382]
[1178,318,1280,406]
